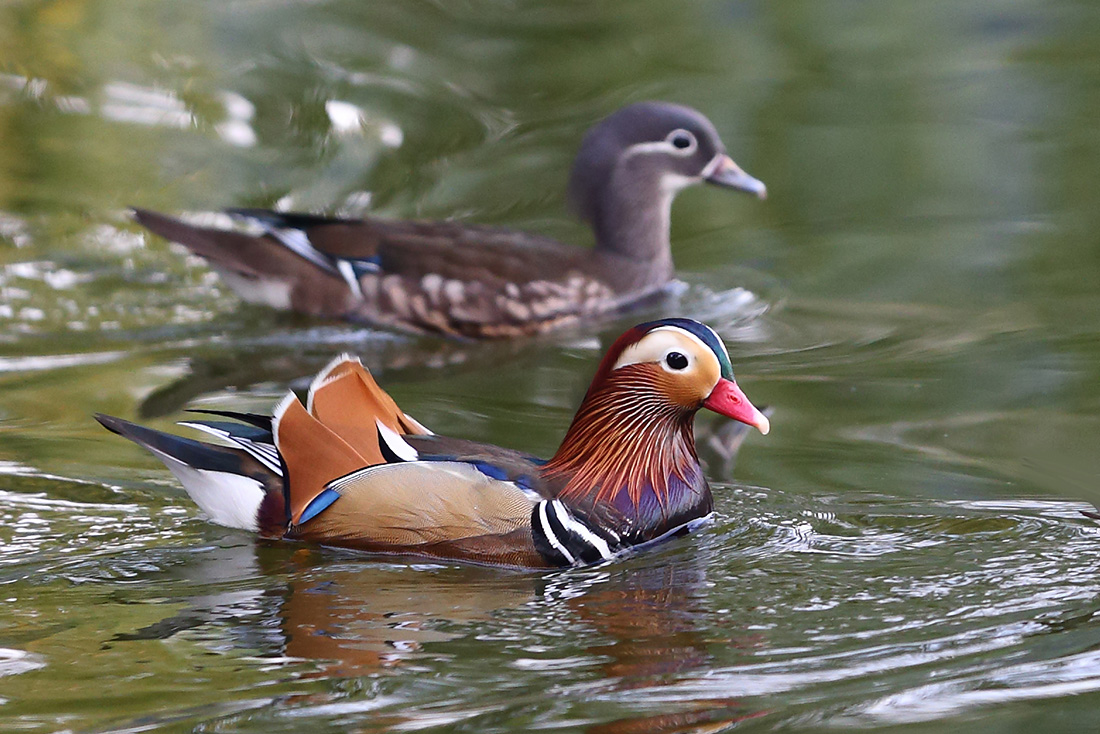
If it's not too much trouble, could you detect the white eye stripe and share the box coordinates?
[621,129,700,161]
[659,321,731,369]
[622,140,681,158]
[651,325,714,358]
[614,325,712,371]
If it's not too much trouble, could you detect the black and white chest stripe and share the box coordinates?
[531,499,622,566]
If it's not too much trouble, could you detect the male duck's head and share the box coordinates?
[568,102,766,258]
[546,317,768,530]
[588,317,770,435]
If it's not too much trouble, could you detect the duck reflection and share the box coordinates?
[112,536,761,730]
[110,539,537,672]
[264,547,535,678]
[551,562,762,734]
[265,548,725,685]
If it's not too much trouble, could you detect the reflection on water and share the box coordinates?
[2,389,1100,732]
[80,536,757,729]
[3,0,1100,731]
[6,492,1096,732]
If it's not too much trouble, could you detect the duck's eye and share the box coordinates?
[665,351,689,370]
[667,129,696,152]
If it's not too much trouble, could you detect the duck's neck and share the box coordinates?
[541,366,711,540]
[591,169,676,275]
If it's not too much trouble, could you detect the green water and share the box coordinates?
[3,0,1100,731]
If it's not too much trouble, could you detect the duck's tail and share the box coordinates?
[96,354,433,533]
[95,413,286,534]
[132,209,269,276]
[131,208,353,316]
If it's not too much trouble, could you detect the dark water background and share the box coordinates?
[3,1,1100,731]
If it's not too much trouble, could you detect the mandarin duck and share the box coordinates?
[133,102,766,339]
[96,318,769,568]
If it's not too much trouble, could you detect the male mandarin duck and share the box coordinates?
[96,318,770,568]
[134,102,766,339]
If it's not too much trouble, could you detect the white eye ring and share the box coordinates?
[662,349,691,372]
[665,129,697,155]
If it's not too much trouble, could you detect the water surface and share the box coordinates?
[2,0,1100,731]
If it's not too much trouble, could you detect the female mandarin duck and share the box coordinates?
[133,102,766,339]
[96,318,769,568]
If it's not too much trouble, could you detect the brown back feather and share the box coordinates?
[307,359,425,460]
[275,395,368,525]
[278,356,434,525]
